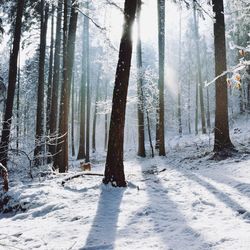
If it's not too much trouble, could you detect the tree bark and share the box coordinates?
[16,52,21,151]
[136,0,146,157]
[48,0,62,162]
[92,70,100,153]
[55,0,78,172]
[212,0,234,152]
[71,74,75,156]
[34,1,49,166]
[177,9,182,136]
[85,2,90,163]
[0,0,25,167]
[104,80,108,151]
[77,16,87,160]
[193,3,206,134]
[46,4,55,136]
[103,0,137,187]
[157,0,166,156]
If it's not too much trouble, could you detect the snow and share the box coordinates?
[1,123,250,249]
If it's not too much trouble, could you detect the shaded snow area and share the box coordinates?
[1,125,250,249]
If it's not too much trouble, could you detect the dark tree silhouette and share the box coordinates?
[157,0,166,156]
[49,0,63,163]
[103,0,137,187]
[0,0,25,167]
[55,0,78,172]
[212,0,234,153]
[34,1,49,166]
[136,0,146,157]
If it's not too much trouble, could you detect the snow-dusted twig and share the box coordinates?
[204,61,250,88]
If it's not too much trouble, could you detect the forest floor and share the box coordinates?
[1,117,250,250]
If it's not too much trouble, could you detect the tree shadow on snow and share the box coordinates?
[130,162,211,250]
[80,187,124,250]
[175,168,250,217]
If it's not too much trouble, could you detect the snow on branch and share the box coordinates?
[204,61,250,88]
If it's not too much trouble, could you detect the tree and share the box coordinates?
[103,0,137,187]
[55,0,78,172]
[46,4,55,136]
[177,9,182,136]
[48,0,63,163]
[157,0,166,156]
[193,2,206,134]
[0,0,25,167]
[34,1,49,165]
[92,70,100,153]
[85,1,90,163]
[71,75,75,156]
[136,0,146,157]
[77,16,87,160]
[212,0,234,153]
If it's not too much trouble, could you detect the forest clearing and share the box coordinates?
[0,0,250,249]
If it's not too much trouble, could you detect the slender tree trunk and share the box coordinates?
[71,75,75,156]
[77,16,87,160]
[193,2,206,134]
[49,0,63,163]
[136,0,146,157]
[0,0,25,167]
[55,0,78,172]
[247,66,250,111]
[157,0,166,156]
[195,74,198,135]
[46,4,55,135]
[188,44,192,134]
[146,110,154,157]
[204,42,211,130]
[16,52,20,151]
[188,78,191,134]
[92,70,100,153]
[103,0,137,187]
[177,10,182,136]
[104,80,108,151]
[34,1,49,166]
[85,2,90,163]
[212,0,234,153]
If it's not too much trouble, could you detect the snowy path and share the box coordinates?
[1,155,250,249]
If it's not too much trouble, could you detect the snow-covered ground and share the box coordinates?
[1,119,250,250]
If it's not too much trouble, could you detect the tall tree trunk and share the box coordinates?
[46,4,55,135]
[193,2,206,134]
[77,16,87,160]
[136,0,146,157]
[0,0,25,167]
[146,110,154,157]
[157,0,166,156]
[71,74,75,156]
[204,41,211,130]
[85,2,90,163]
[55,0,78,172]
[103,0,137,187]
[49,0,63,163]
[92,70,100,153]
[195,75,199,135]
[247,66,250,111]
[177,9,182,136]
[16,52,20,151]
[212,0,234,153]
[104,80,108,151]
[34,1,49,166]
[188,78,191,134]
